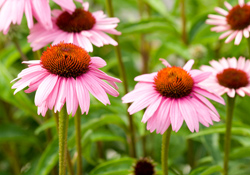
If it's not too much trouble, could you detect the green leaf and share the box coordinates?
[230,146,250,159]
[200,165,223,175]
[164,41,192,60]
[0,123,38,143]
[90,129,126,143]
[187,125,250,139]
[143,0,176,24]
[89,157,135,175]
[35,139,58,175]
[120,18,176,34]
[35,119,56,135]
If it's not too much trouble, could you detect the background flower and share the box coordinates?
[206,0,250,45]
[28,2,121,52]
[122,59,225,134]
[200,57,250,97]
[0,0,78,34]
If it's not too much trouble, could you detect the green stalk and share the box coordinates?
[74,108,82,175]
[58,105,69,175]
[105,0,137,158]
[12,38,28,61]
[54,112,74,175]
[161,126,172,175]
[223,95,236,175]
[180,0,187,45]
[247,37,250,59]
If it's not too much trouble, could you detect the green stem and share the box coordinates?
[74,108,82,175]
[12,38,28,61]
[58,105,69,175]
[54,112,74,175]
[105,0,137,158]
[223,95,236,175]
[247,37,250,59]
[161,126,172,175]
[180,0,187,45]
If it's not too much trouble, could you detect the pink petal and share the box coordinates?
[234,30,243,45]
[193,72,211,83]
[214,7,228,16]
[90,57,107,68]
[134,73,157,82]
[83,73,110,105]
[159,58,171,67]
[35,74,58,106]
[66,77,78,116]
[225,31,238,43]
[142,95,162,122]
[76,76,90,114]
[192,86,225,105]
[183,59,194,71]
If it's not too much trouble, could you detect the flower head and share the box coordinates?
[0,0,78,34]
[28,2,121,52]
[132,158,155,175]
[11,42,121,116]
[200,57,250,98]
[206,0,250,45]
[122,59,225,134]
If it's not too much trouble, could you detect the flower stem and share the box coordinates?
[223,95,236,175]
[12,38,28,61]
[137,0,151,74]
[161,126,172,175]
[247,37,250,58]
[58,105,69,175]
[180,0,188,45]
[54,112,74,175]
[74,108,82,175]
[105,0,137,158]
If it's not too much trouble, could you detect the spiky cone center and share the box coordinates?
[217,68,249,89]
[41,43,91,78]
[154,67,194,98]
[133,158,155,175]
[226,4,250,30]
[56,8,96,33]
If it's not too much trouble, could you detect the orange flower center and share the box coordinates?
[217,68,249,89]
[41,43,91,78]
[154,67,194,98]
[226,4,250,30]
[56,8,96,33]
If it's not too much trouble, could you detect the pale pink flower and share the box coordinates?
[0,0,78,34]
[28,2,121,52]
[206,0,250,45]
[122,59,225,134]
[11,43,121,116]
[200,57,250,98]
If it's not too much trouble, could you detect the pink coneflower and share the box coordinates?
[28,2,121,52]
[11,42,121,116]
[122,59,225,134]
[200,57,250,98]
[0,0,78,34]
[206,0,250,45]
